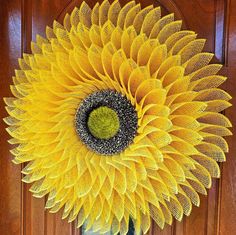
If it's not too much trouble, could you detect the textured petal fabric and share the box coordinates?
[4,0,232,234]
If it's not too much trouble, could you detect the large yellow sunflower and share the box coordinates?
[4,0,232,234]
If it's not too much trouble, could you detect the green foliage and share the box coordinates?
[87,106,120,139]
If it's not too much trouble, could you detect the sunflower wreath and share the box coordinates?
[4,0,232,234]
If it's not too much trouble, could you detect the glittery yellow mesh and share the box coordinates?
[4,0,232,234]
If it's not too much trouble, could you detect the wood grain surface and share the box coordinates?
[0,0,235,234]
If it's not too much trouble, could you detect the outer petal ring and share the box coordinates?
[4,0,232,234]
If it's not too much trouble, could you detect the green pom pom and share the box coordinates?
[87,106,120,139]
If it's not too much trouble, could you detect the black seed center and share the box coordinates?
[75,90,138,155]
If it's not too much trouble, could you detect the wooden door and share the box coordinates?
[0,0,235,234]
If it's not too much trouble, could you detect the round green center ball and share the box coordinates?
[87,106,120,140]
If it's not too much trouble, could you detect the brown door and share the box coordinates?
[0,0,235,234]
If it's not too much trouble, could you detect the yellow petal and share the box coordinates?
[99,0,110,26]
[150,13,174,38]
[108,0,121,25]
[165,30,195,52]
[133,5,153,33]
[158,20,182,44]
[196,142,226,162]
[178,39,206,63]
[124,4,141,28]
[117,1,136,29]
[183,52,214,74]
[141,7,161,36]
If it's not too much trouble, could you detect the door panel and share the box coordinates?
[0,1,22,235]
[0,0,235,235]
